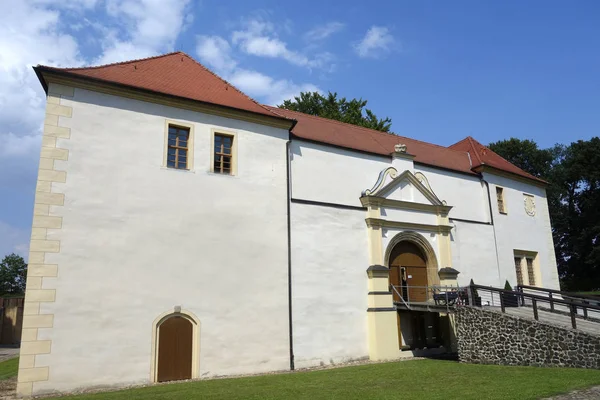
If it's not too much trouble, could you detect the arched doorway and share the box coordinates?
[389,241,428,303]
[156,315,193,382]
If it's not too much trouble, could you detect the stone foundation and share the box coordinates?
[455,306,600,369]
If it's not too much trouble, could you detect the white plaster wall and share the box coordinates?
[290,202,369,369]
[483,173,560,290]
[290,141,390,207]
[414,165,489,222]
[381,208,437,226]
[35,88,291,393]
[450,220,499,286]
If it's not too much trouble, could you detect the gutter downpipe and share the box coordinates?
[285,122,297,371]
[482,177,502,281]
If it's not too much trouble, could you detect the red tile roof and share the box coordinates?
[266,106,478,176]
[36,52,544,185]
[449,137,546,183]
[36,52,287,119]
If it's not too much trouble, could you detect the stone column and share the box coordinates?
[366,265,400,361]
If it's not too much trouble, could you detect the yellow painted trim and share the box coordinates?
[366,206,383,265]
[150,309,201,383]
[514,250,540,286]
[42,72,294,130]
[366,218,453,234]
[209,128,239,176]
[18,82,72,396]
[360,196,452,214]
[163,119,195,171]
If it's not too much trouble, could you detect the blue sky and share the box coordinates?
[1,0,599,258]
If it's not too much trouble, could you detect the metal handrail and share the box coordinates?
[390,285,412,310]
[517,284,600,300]
[470,284,600,330]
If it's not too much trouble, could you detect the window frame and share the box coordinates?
[496,186,507,214]
[513,250,539,287]
[210,129,238,176]
[163,120,195,171]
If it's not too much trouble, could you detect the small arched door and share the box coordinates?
[157,316,193,382]
[389,241,428,302]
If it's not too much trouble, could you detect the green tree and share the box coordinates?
[488,138,556,179]
[278,91,393,132]
[0,254,27,295]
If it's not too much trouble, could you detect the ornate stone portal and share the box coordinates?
[361,167,455,361]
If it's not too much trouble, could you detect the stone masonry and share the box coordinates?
[456,306,600,369]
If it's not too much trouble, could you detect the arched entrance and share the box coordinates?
[157,316,193,382]
[384,231,440,299]
[388,241,428,302]
[151,310,200,383]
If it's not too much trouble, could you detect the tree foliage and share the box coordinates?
[0,254,27,296]
[278,91,393,132]
[489,137,600,291]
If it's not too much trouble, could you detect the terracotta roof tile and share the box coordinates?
[265,106,477,176]
[35,52,544,185]
[37,52,286,119]
[449,137,546,183]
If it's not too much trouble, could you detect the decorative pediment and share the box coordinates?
[361,168,447,207]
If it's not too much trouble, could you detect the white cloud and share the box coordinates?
[196,35,237,73]
[231,17,333,70]
[97,0,192,65]
[195,33,321,106]
[229,69,320,106]
[304,22,345,42]
[354,26,394,58]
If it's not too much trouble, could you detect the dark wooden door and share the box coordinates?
[406,266,428,302]
[157,316,193,382]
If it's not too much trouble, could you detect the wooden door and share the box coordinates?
[157,317,193,382]
[406,266,428,302]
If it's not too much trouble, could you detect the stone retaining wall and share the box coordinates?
[455,306,600,369]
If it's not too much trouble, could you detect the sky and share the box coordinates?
[1,0,600,259]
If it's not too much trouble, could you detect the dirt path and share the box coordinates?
[543,385,600,399]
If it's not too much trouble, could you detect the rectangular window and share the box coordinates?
[514,257,524,286]
[496,186,506,214]
[167,125,189,169]
[514,251,539,287]
[213,134,233,174]
[526,258,535,286]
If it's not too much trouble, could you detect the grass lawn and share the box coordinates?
[48,359,600,400]
[0,357,18,381]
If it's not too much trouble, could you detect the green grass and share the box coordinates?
[56,359,600,400]
[0,357,18,380]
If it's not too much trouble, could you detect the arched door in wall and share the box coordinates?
[389,241,428,303]
[157,316,193,382]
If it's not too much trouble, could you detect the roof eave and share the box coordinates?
[473,164,548,187]
[34,66,296,130]
[33,65,49,94]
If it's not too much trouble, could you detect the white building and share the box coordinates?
[18,52,559,396]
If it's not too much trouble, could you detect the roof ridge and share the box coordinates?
[54,51,185,71]
[265,105,467,153]
[179,54,289,120]
[466,136,484,165]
